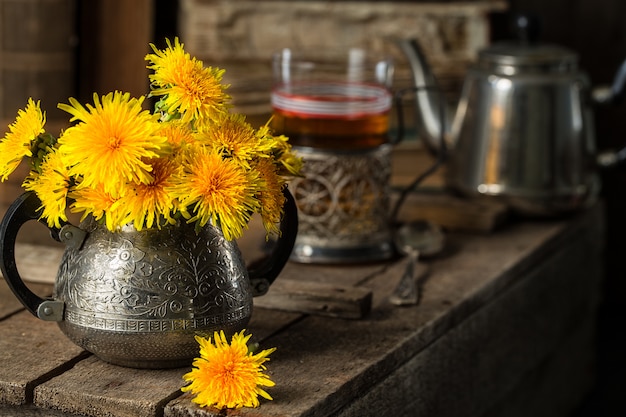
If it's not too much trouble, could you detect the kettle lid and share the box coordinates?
[478,13,579,74]
[479,42,578,73]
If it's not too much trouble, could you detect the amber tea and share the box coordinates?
[271,82,392,149]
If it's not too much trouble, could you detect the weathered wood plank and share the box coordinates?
[0,403,90,417]
[246,308,304,343]
[33,356,185,417]
[277,261,391,288]
[253,279,373,319]
[481,315,596,417]
[394,191,510,233]
[0,311,87,406]
[12,243,64,284]
[335,227,600,416]
[0,278,52,320]
[78,0,153,99]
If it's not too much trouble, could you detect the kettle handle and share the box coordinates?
[593,57,626,106]
[0,192,70,321]
[244,187,298,297]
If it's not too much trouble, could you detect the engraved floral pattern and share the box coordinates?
[107,239,145,272]
[54,217,252,327]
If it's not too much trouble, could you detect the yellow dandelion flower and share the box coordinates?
[171,147,260,240]
[182,330,276,410]
[195,113,272,169]
[57,92,166,196]
[256,123,303,176]
[0,98,46,181]
[117,157,178,230]
[1,40,300,245]
[278,149,304,177]
[158,120,194,153]
[146,38,230,124]
[271,135,304,176]
[254,158,286,236]
[70,184,125,231]
[22,149,70,229]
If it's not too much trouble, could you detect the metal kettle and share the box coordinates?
[397,28,626,216]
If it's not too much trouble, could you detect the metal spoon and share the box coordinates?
[389,220,445,306]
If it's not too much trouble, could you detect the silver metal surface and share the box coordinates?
[389,220,445,306]
[53,217,253,369]
[36,300,64,321]
[446,68,600,216]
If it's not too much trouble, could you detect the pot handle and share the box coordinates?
[592,57,626,106]
[247,187,298,296]
[0,192,86,321]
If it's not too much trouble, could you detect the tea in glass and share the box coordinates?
[271,48,395,263]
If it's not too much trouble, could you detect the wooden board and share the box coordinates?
[253,279,373,319]
[0,278,51,319]
[0,204,604,417]
[34,356,185,417]
[0,311,86,406]
[0,0,76,123]
[334,229,599,416]
[12,243,64,284]
[394,191,510,233]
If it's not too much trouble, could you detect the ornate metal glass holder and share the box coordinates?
[289,145,394,263]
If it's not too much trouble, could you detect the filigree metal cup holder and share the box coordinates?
[289,145,394,263]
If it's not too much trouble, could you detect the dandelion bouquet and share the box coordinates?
[0,38,302,240]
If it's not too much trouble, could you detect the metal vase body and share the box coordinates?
[55,217,252,368]
[1,190,298,369]
[447,60,600,215]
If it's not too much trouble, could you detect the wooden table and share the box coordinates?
[0,195,604,417]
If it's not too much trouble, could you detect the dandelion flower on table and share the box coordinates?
[57,91,167,197]
[146,37,230,125]
[182,330,276,410]
[0,98,46,181]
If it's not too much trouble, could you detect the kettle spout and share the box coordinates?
[396,38,452,153]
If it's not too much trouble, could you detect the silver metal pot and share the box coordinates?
[397,32,626,216]
[0,190,297,368]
